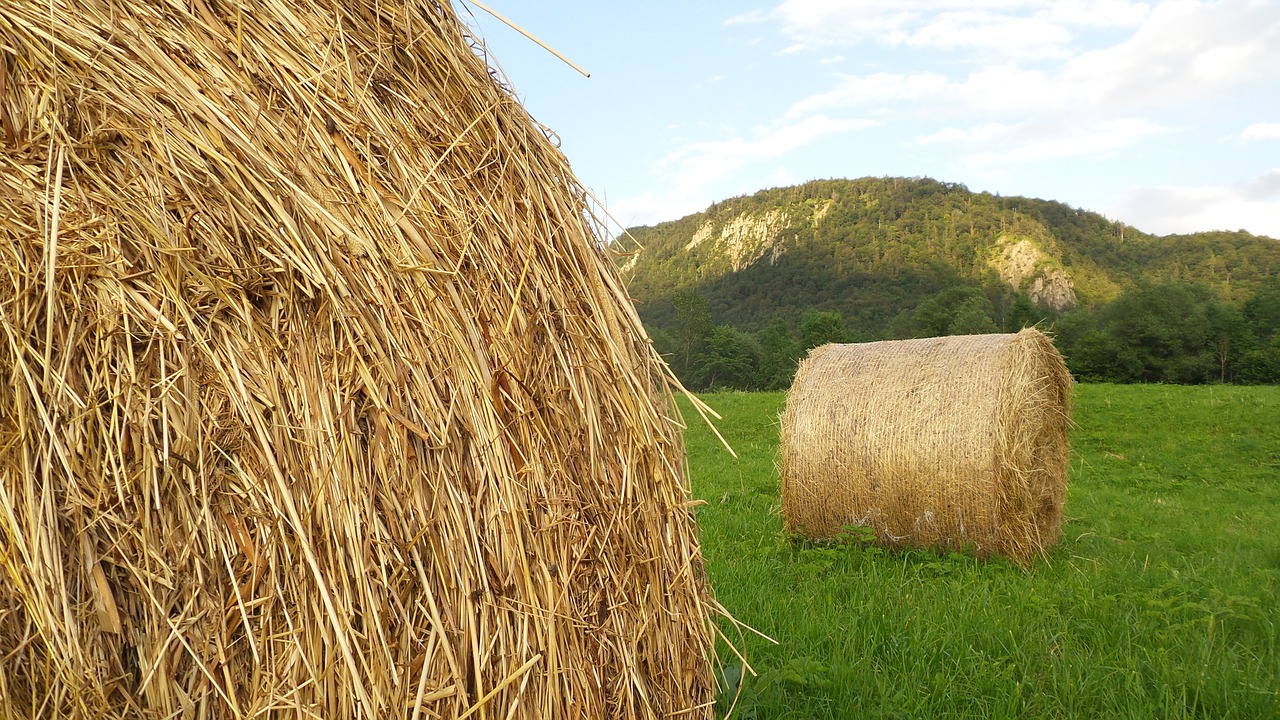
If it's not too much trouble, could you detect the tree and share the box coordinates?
[1203,302,1247,382]
[1236,341,1280,384]
[950,303,1001,335]
[696,325,760,390]
[799,310,848,351]
[1000,292,1044,332]
[1056,282,1227,384]
[755,320,803,390]
[670,290,712,383]
[647,326,677,365]
[910,285,997,337]
[1233,279,1280,385]
[1244,278,1280,344]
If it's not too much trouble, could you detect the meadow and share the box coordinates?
[680,384,1280,719]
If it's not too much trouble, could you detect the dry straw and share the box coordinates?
[0,1,725,717]
[781,329,1073,564]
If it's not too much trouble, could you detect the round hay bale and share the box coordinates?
[0,2,719,718]
[780,329,1072,563]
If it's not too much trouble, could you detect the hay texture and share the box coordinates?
[0,1,720,718]
[781,329,1072,564]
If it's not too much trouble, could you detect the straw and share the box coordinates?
[780,329,1073,564]
[0,1,720,717]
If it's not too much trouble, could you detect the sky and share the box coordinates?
[461,0,1280,239]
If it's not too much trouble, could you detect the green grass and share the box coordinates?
[680,384,1280,719]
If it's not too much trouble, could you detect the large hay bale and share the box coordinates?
[781,329,1072,563]
[0,2,719,718]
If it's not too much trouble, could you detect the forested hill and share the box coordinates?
[616,177,1280,388]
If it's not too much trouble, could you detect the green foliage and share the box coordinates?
[646,325,677,366]
[1237,340,1280,384]
[908,285,999,338]
[683,386,1280,720]
[996,292,1044,332]
[1235,279,1280,383]
[622,177,1280,387]
[697,325,761,390]
[799,310,849,350]
[1055,283,1247,384]
[755,320,803,390]
[1244,277,1280,343]
[670,289,713,380]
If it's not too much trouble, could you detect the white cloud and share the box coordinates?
[915,122,1021,146]
[781,2,1279,122]
[725,9,770,25]
[655,115,879,193]
[608,191,702,230]
[785,72,951,118]
[1041,0,1152,27]
[1109,169,1280,237]
[1061,1,1280,111]
[956,65,1062,114]
[914,119,1169,176]
[1241,122,1280,141]
[767,0,924,47]
[962,118,1171,168]
[888,11,1076,58]
[755,0,1278,101]
[757,0,1153,55]
[783,65,1067,119]
[616,115,879,226]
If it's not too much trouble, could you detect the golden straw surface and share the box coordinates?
[0,1,719,717]
[780,329,1072,564]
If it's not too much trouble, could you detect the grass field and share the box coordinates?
[680,384,1280,719]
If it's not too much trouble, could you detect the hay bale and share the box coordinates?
[781,329,1072,563]
[0,2,720,718]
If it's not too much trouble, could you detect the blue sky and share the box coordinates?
[462,1,1280,238]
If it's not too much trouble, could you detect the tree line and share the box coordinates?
[647,278,1280,391]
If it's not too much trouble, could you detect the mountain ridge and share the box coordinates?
[617,176,1279,337]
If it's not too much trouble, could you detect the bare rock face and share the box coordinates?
[1027,269,1078,312]
[688,209,792,271]
[996,238,1042,287]
[992,237,1077,312]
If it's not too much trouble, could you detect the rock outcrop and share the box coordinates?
[992,236,1078,312]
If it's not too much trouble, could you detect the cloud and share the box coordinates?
[913,119,1171,178]
[784,65,1070,120]
[1062,1,1280,112]
[655,115,879,192]
[755,0,1279,106]
[1241,122,1280,141]
[724,9,770,25]
[954,65,1062,114]
[915,123,1021,146]
[1108,169,1280,237]
[887,11,1075,58]
[607,191,703,231]
[615,115,879,226]
[756,0,1153,56]
[961,118,1171,168]
[1041,0,1153,27]
[780,2,1279,122]
[785,72,952,118]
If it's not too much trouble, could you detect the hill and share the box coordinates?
[616,177,1280,388]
